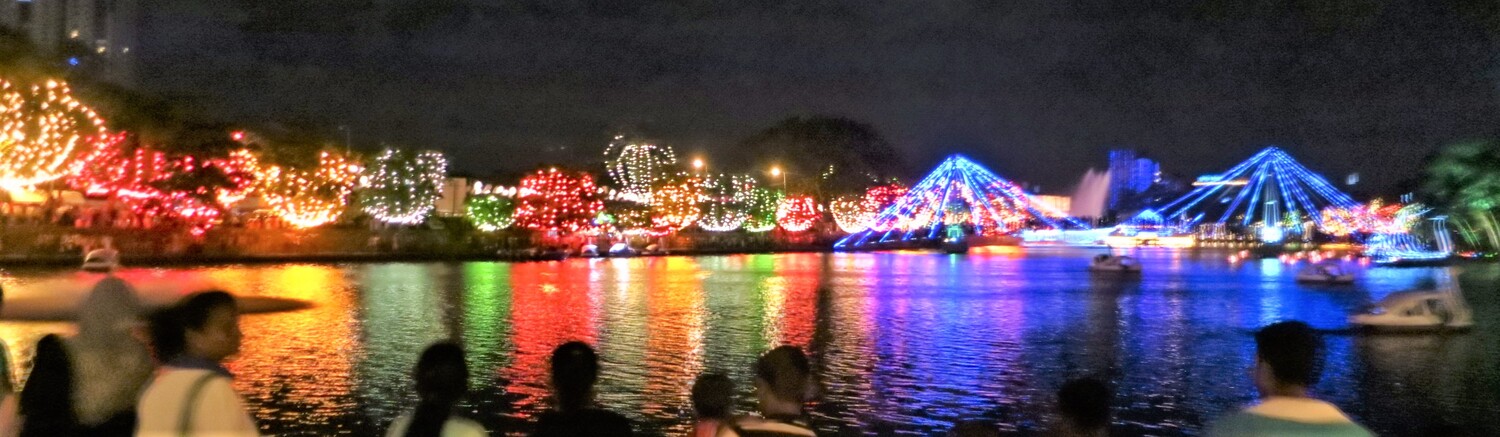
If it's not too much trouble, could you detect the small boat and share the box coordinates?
[579,244,601,258]
[1296,262,1354,284]
[1350,290,1473,332]
[81,248,120,273]
[1089,254,1141,273]
[607,242,637,257]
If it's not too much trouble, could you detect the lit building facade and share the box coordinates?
[0,0,138,84]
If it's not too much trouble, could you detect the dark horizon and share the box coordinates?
[139,0,1500,194]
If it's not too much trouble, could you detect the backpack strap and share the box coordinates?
[178,372,219,437]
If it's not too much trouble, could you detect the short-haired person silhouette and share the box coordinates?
[692,373,735,437]
[1205,321,1371,437]
[1049,377,1110,437]
[531,341,632,436]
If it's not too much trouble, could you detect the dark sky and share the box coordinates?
[139,0,1500,195]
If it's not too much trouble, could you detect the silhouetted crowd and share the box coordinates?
[0,278,1373,436]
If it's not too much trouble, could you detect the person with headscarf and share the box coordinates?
[0,285,17,436]
[18,276,154,436]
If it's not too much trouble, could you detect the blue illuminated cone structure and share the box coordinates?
[837,155,1081,248]
[1157,146,1358,234]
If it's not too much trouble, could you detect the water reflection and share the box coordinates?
[209,264,362,434]
[0,250,1494,436]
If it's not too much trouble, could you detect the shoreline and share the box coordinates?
[0,246,843,268]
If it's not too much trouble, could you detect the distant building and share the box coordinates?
[435,177,473,217]
[1030,194,1072,218]
[1107,149,1160,210]
[0,0,138,84]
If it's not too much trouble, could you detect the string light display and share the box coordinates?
[466,194,516,231]
[513,168,604,234]
[610,202,654,235]
[776,194,819,232]
[213,149,259,208]
[837,155,1085,249]
[69,133,226,235]
[1156,147,1358,234]
[256,151,362,228]
[359,148,448,225]
[603,137,677,203]
[1320,200,1423,237]
[829,194,873,233]
[698,174,755,232]
[743,187,783,232]
[863,183,907,214]
[0,78,109,189]
[649,181,701,232]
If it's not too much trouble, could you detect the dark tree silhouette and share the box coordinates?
[734,116,906,199]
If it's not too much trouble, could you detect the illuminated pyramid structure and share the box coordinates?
[1156,147,1358,234]
[836,155,1084,249]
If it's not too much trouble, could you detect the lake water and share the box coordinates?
[1,248,1497,436]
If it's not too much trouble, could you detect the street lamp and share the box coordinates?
[692,158,704,174]
[770,166,786,190]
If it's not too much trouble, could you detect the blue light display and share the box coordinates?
[836,155,1085,249]
[1157,147,1358,232]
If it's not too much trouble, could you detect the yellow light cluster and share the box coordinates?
[256,152,363,228]
[0,79,108,189]
[649,181,701,232]
[829,194,874,233]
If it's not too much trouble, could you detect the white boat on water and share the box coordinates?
[1296,262,1354,284]
[81,248,120,273]
[1349,268,1472,332]
[1089,254,1141,273]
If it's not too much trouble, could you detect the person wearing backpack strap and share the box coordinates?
[137,291,260,437]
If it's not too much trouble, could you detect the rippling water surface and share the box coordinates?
[2,248,1498,436]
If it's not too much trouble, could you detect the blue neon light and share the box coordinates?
[1157,147,1358,234]
[843,155,1087,249]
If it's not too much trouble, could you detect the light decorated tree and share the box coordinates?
[699,174,755,232]
[214,149,260,208]
[0,78,110,188]
[776,194,820,232]
[466,194,516,231]
[863,183,907,214]
[513,167,604,234]
[256,151,363,228]
[743,187,783,232]
[69,132,260,236]
[603,137,677,203]
[68,134,218,234]
[360,148,448,225]
[829,194,873,233]
[649,180,701,233]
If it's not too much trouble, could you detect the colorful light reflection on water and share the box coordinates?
[0,249,1497,436]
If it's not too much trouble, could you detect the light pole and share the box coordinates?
[770,166,785,190]
[692,158,704,176]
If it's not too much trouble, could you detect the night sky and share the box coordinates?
[140,1,1500,195]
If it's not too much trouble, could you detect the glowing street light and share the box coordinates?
[692,158,704,174]
[770,166,786,190]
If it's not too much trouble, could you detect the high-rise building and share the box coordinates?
[0,0,138,84]
[1107,149,1160,210]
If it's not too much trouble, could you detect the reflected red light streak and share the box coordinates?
[506,261,600,418]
